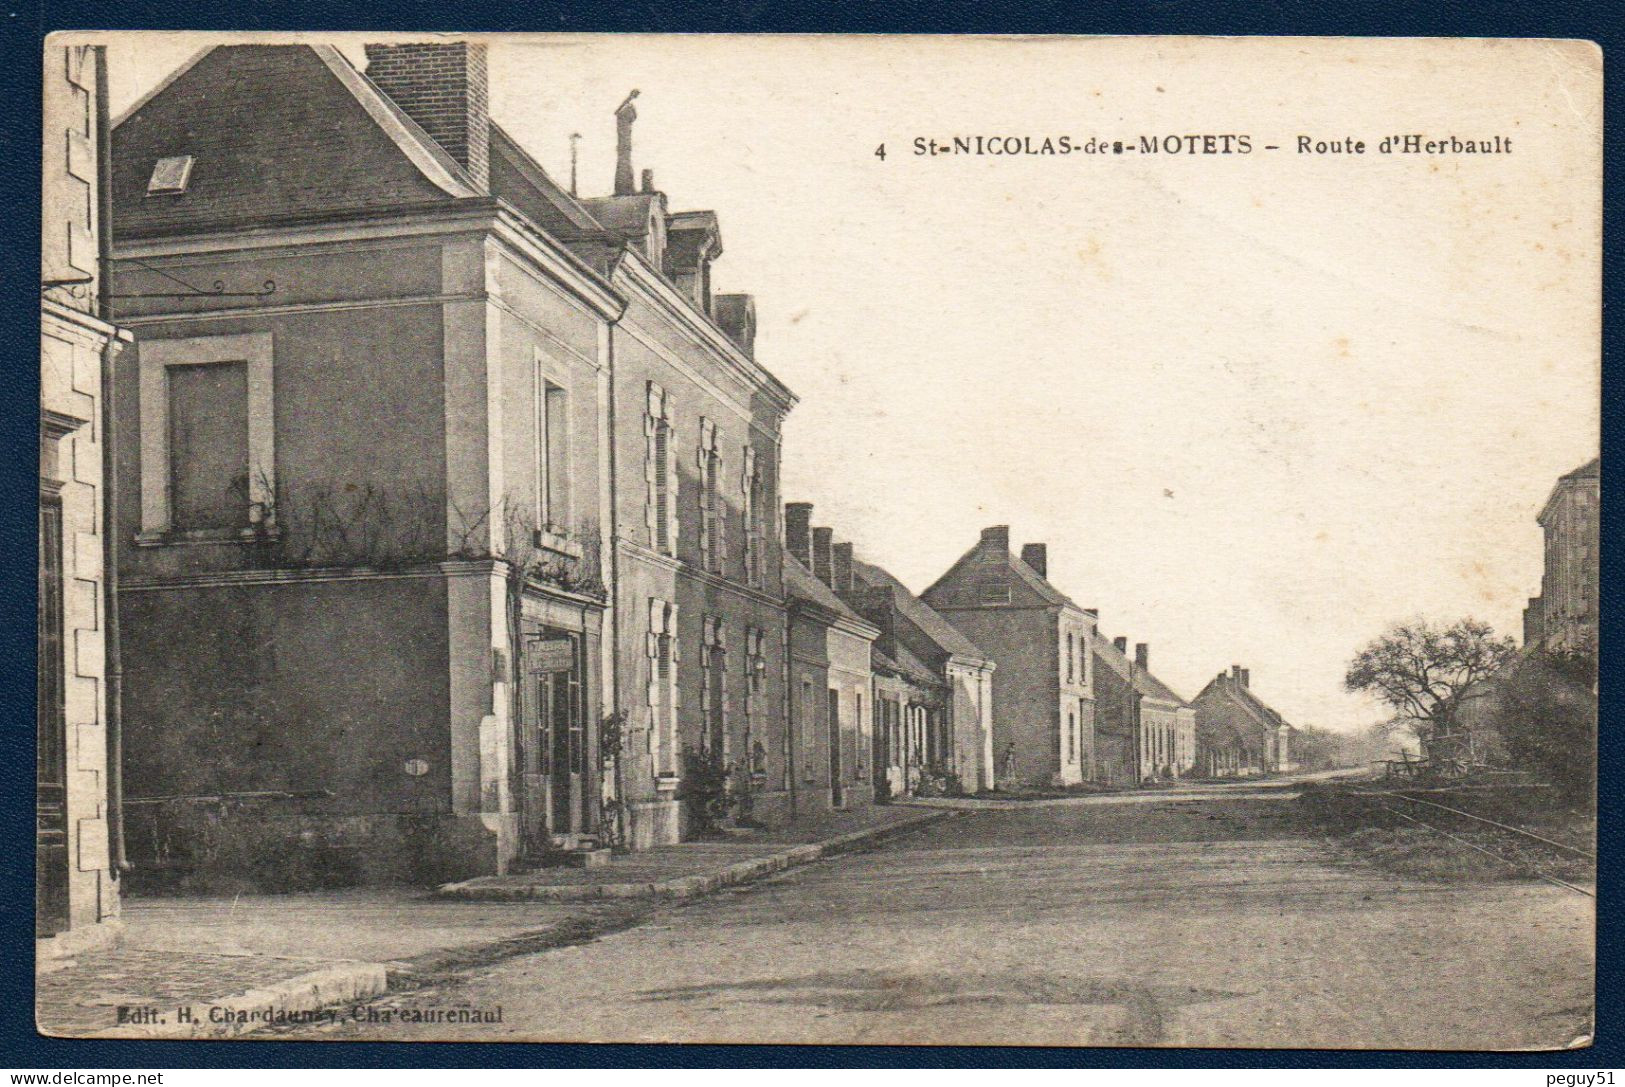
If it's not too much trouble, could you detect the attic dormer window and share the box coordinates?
[147,155,194,195]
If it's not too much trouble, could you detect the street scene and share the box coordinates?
[39,35,1598,1050]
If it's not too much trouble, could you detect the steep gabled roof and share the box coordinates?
[1091,633,1188,706]
[1194,674,1294,736]
[112,45,477,238]
[850,558,988,662]
[785,555,876,633]
[922,535,1083,612]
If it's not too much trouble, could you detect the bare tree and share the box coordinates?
[1344,618,1517,760]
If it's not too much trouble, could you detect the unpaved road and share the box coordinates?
[301,795,1594,1049]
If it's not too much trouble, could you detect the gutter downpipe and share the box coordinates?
[94,44,130,877]
[605,317,626,846]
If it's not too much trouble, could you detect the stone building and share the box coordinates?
[1191,666,1295,777]
[584,98,796,850]
[922,527,1094,788]
[1523,457,1599,653]
[40,41,131,954]
[785,506,996,798]
[783,551,879,818]
[107,42,794,881]
[1091,632,1196,785]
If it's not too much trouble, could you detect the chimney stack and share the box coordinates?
[641,168,656,193]
[613,90,640,196]
[1231,665,1243,685]
[1021,543,1048,578]
[1113,636,1128,654]
[1135,642,1149,670]
[784,502,812,568]
[980,525,1010,552]
[365,42,490,190]
[812,528,835,586]
[832,542,855,593]
[1240,668,1250,688]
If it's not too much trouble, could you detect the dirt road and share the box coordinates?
[295,794,1594,1049]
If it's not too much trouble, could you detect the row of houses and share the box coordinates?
[38,40,1302,953]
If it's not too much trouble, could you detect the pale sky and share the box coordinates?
[101,35,1602,734]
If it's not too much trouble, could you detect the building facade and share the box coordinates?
[40,41,130,954]
[1191,666,1295,777]
[922,528,1094,788]
[1091,633,1196,785]
[1523,457,1599,653]
[784,553,879,818]
[588,101,796,849]
[107,42,795,882]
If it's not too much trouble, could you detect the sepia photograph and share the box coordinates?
[37,32,1599,1050]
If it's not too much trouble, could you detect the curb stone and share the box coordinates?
[436,809,949,902]
[87,812,948,1038]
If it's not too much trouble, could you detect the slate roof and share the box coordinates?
[1091,633,1188,706]
[785,555,876,632]
[850,559,988,662]
[922,536,1085,613]
[489,123,612,240]
[1194,674,1296,739]
[579,193,663,238]
[112,45,471,238]
[873,643,943,689]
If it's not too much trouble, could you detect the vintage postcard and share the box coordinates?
[38,33,1598,1049]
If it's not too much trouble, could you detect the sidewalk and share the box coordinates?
[37,804,944,1038]
[437,804,944,900]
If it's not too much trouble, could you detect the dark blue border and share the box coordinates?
[5,0,1620,1070]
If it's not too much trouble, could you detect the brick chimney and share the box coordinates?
[1020,543,1048,578]
[812,528,834,586]
[1240,668,1250,688]
[365,42,490,190]
[613,90,640,195]
[980,525,1010,553]
[1135,642,1149,670]
[832,542,855,593]
[1113,636,1128,654]
[784,502,812,568]
[1231,665,1244,685]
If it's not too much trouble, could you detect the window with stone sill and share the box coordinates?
[138,332,274,542]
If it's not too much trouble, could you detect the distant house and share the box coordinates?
[783,552,879,819]
[1191,666,1296,777]
[922,527,1095,788]
[1092,633,1196,784]
[1523,457,1599,653]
